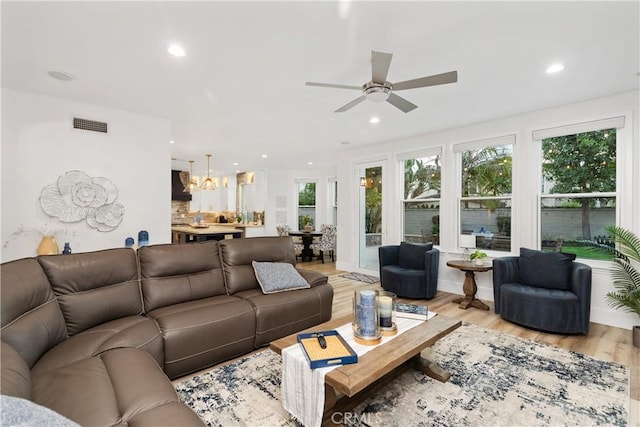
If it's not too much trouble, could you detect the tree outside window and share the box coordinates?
[297,182,316,230]
[541,129,616,259]
[460,144,513,251]
[403,154,441,244]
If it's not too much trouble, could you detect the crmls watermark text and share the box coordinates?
[331,412,384,425]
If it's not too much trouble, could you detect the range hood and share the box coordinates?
[171,170,192,201]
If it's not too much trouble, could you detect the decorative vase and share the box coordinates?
[475,258,484,266]
[37,235,59,255]
[378,291,398,336]
[304,225,313,232]
[353,289,381,345]
[634,325,640,348]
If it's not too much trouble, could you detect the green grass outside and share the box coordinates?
[558,245,614,261]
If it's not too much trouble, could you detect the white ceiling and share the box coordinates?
[2,1,638,176]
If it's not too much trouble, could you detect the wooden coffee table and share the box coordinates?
[270,313,461,424]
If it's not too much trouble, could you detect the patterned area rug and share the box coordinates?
[340,272,380,284]
[174,323,628,426]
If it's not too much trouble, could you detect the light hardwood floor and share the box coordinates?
[299,260,639,405]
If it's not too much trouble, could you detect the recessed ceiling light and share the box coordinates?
[169,140,175,144]
[369,117,380,124]
[307,161,313,165]
[168,44,186,57]
[261,154,268,158]
[47,70,75,81]
[233,162,239,166]
[546,63,564,74]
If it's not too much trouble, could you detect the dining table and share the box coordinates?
[288,230,322,261]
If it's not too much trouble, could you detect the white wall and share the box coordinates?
[1,88,172,261]
[336,90,639,330]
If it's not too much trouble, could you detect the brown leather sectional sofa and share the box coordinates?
[1,236,332,426]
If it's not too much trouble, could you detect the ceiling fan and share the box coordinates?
[306,50,458,113]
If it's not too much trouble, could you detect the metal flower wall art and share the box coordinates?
[40,170,124,232]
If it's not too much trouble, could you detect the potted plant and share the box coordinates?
[581,225,640,347]
[300,215,313,232]
[469,249,488,265]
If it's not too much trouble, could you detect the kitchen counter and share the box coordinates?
[210,223,264,228]
[171,225,244,243]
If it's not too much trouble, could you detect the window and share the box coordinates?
[297,181,316,230]
[401,151,441,244]
[536,118,621,260]
[455,136,514,252]
[329,178,338,226]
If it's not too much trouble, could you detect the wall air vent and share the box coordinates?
[73,117,108,134]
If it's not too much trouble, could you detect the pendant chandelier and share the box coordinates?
[184,160,199,193]
[200,154,217,190]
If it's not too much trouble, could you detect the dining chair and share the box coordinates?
[310,224,337,263]
[276,224,304,259]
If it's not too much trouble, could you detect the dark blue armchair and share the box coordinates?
[493,248,592,334]
[378,242,439,299]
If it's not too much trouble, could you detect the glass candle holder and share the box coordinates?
[378,291,398,336]
[353,289,382,345]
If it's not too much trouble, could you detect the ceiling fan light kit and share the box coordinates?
[306,50,458,113]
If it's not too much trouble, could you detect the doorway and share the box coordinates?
[357,161,386,273]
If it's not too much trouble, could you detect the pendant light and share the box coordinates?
[200,154,217,190]
[184,160,199,193]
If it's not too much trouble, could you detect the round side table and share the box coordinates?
[446,260,493,311]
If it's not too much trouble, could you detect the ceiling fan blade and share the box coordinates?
[335,95,366,113]
[306,82,362,90]
[392,70,458,91]
[386,92,418,113]
[371,51,393,84]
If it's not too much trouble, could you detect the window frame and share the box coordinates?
[454,135,516,254]
[398,148,442,245]
[533,117,624,257]
[295,178,318,230]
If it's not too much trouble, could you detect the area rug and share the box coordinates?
[173,323,629,427]
[340,272,380,284]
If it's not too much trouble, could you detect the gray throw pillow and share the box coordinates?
[252,261,310,294]
[1,395,79,427]
[519,247,575,290]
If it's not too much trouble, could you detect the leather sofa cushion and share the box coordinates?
[31,316,163,377]
[146,296,256,379]
[139,241,227,312]
[38,248,142,336]
[398,242,433,270]
[234,286,333,347]
[32,347,203,426]
[1,341,31,399]
[220,236,297,294]
[519,247,576,290]
[296,268,329,287]
[1,258,67,367]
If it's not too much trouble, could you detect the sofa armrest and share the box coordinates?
[492,256,520,314]
[378,245,399,270]
[570,262,592,329]
[423,248,440,299]
[295,268,328,287]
